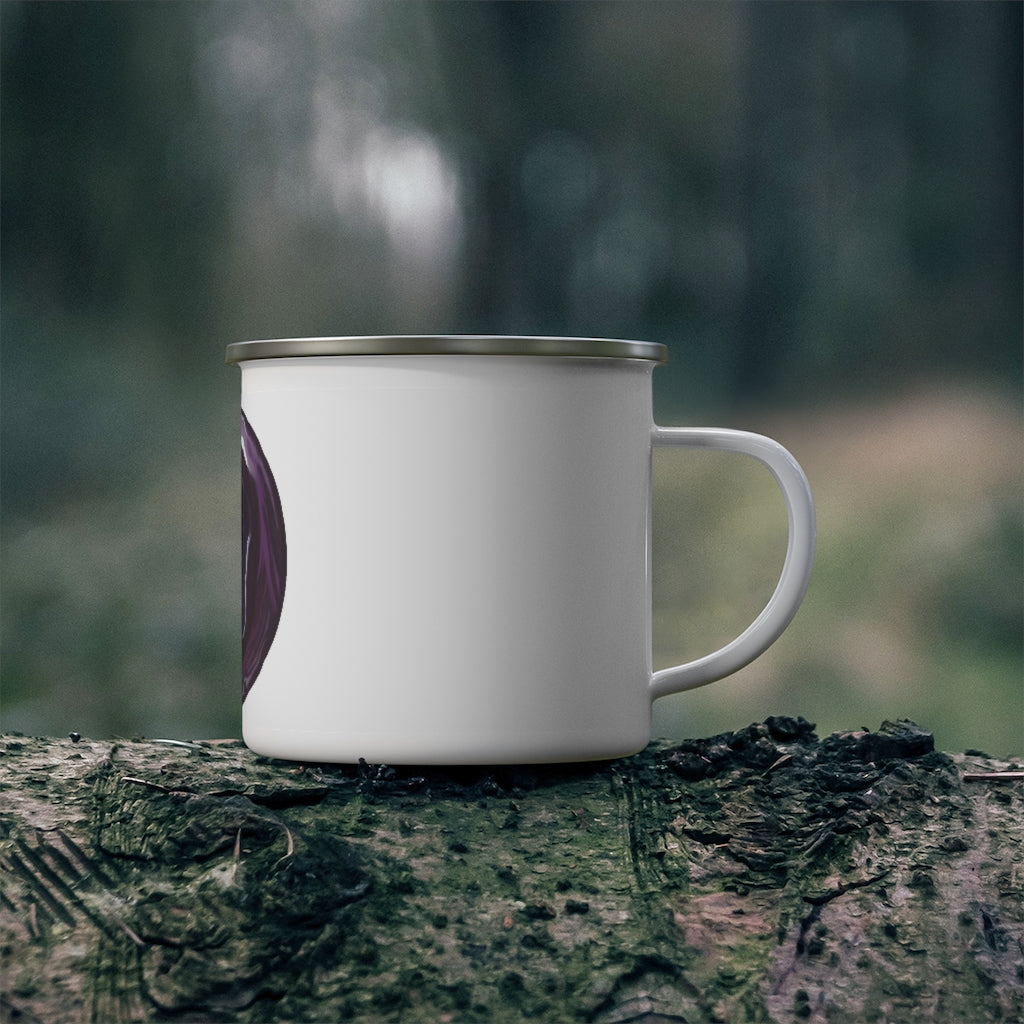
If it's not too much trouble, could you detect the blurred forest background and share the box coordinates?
[2,1,1021,755]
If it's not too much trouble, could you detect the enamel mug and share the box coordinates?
[226,336,815,764]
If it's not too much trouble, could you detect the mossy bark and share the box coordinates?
[1,720,1022,1023]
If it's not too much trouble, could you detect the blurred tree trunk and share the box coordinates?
[2,720,1021,1024]
[428,1,574,334]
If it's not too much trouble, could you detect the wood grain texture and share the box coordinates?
[1,720,1021,1023]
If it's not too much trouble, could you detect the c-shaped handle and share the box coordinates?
[650,427,816,700]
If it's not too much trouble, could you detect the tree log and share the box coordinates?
[1,719,1021,1023]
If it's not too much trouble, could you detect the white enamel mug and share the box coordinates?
[226,336,815,765]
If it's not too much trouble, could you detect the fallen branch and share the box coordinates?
[1,719,1021,1023]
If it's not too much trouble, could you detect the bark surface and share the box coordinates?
[1,719,1022,1023]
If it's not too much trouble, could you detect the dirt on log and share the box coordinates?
[1,718,1022,1024]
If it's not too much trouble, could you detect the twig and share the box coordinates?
[271,825,296,870]
[120,776,172,793]
[232,828,242,883]
[120,776,196,795]
[963,771,1024,782]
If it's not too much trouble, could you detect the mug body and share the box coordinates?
[236,346,661,763]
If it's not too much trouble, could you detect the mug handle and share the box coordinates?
[649,427,816,699]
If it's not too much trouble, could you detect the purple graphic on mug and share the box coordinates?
[241,411,287,700]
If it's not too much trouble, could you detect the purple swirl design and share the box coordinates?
[241,411,287,700]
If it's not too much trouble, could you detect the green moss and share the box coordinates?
[3,727,1020,1023]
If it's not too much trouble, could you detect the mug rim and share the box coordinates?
[225,335,669,365]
